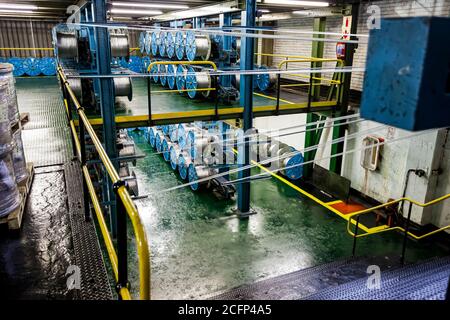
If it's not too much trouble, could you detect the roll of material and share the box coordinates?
[56,32,78,59]
[162,137,172,162]
[150,63,159,83]
[139,32,147,54]
[155,131,164,152]
[165,32,176,59]
[145,32,153,55]
[113,77,133,101]
[11,129,28,184]
[185,31,211,61]
[148,127,157,148]
[110,33,130,58]
[178,151,192,180]
[0,151,21,217]
[159,64,168,87]
[169,144,181,170]
[0,63,19,124]
[185,67,212,99]
[151,31,160,56]
[119,163,139,197]
[23,57,41,77]
[176,64,187,93]
[256,65,277,91]
[167,64,176,90]
[158,31,167,57]
[66,78,83,102]
[188,164,216,191]
[175,31,185,60]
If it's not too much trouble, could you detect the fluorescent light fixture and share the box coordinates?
[259,9,271,13]
[0,4,37,10]
[0,9,35,14]
[112,2,189,9]
[264,0,329,7]
[110,8,163,15]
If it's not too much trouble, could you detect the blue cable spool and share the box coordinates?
[39,57,56,76]
[139,32,146,54]
[155,132,163,152]
[178,135,187,149]
[23,57,41,76]
[158,32,167,57]
[165,32,175,59]
[175,31,185,60]
[282,152,304,180]
[177,124,187,142]
[256,65,276,92]
[188,163,199,191]
[141,56,151,73]
[145,32,152,55]
[170,125,178,142]
[176,64,187,94]
[159,64,168,87]
[128,56,142,73]
[151,32,159,56]
[8,58,25,76]
[162,125,169,135]
[178,153,190,180]
[150,63,159,83]
[185,31,196,62]
[169,145,180,170]
[149,127,156,148]
[162,138,171,161]
[167,64,176,90]
[185,66,198,99]
[143,127,150,142]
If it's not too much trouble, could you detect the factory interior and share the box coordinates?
[0,0,449,304]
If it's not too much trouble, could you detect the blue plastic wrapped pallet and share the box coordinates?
[360,17,450,131]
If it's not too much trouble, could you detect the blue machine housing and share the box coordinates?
[360,17,450,131]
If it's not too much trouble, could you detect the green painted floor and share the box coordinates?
[14,76,449,300]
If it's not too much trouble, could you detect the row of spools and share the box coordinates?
[0,57,56,77]
[0,63,29,217]
[139,30,215,62]
[141,121,304,192]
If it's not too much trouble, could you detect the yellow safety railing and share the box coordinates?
[58,67,151,300]
[346,194,450,240]
[147,60,218,72]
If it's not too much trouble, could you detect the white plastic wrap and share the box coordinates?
[12,129,28,184]
[0,152,20,217]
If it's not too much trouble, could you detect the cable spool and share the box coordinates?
[150,63,159,83]
[127,56,142,73]
[149,127,157,148]
[7,58,25,77]
[158,31,167,57]
[22,57,41,76]
[185,31,211,62]
[186,127,203,148]
[155,131,164,152]
[190,135,211,160]
[39,57,56,76]
[170,125,179,142]
[151,31,160,56]
[169,144,181,170]
[145,31,152,55]
[175,31,185,60]
[159,64,168,87]
[66,78,83,102]
[185,66,212,99]
[12,129,28,184]
[176,64,187,94]
[188,164,216,191]
[162,125,170,136]
[167,64,176,90]
[178,151,192,180]
[256,65,277,91]
[141,56,151,73]
[162,138,172,162]
[110,33,130,59]
[165,32,176,59]
[113,77,133,101]
[139,32,147,54]
[281,152,304,180]
[177,123,194,144]
[56,31,78,60]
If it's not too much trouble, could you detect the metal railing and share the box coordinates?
[57,67,151,300]
[348,193,450,264]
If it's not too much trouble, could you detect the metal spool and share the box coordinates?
[149,127,157,148]
[190,135,211,160]
[185,31,211,62]
[165,32,176,59]
[188,164,216,191]
[7,58,25,77]
[110,33,130,59]
[170,124,179,142]
[234,37,241,54]
[167,64,176,90]
[141,56,151,73]
[186,127,204,148]
[66,78,83,103]
[176,64,187,94]
[113,77,133,101]
[169,144,181,170]
[139,32,147,54]
[119,164,139,196]
[162,125,170,136]
[151,31,160,56]
[178,152,192,180]
[266,142,291,167]
[256,65,277,91]
[39,57,56,76]
[175,31,185,60]
[12,129,28,184]
[177,124,194,144]
[281,152,304,180]
[23,57,41,76]
[145,32,152,55]
[159,64,168,87]
[162,138,172,162]
[56,31,78,60]
[150,63,159,83]
[0,151,21,217]
[158,31,167,57]
[185,66,212,99]
[155,131,164,152]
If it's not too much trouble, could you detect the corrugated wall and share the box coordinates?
[0,20,55,58]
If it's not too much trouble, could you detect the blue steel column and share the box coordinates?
[237,0,256,216]
[219,13,232,88]
[93,0,119,236]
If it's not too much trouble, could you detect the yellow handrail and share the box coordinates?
[278,58,344,70]
[58,67,151,300]
[346,194,450,240]
[147,60,218,72]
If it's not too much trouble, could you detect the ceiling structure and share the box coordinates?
[0,0,343,20]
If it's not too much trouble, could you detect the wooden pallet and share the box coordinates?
[10,112,30,133]
[0,163,34,230]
